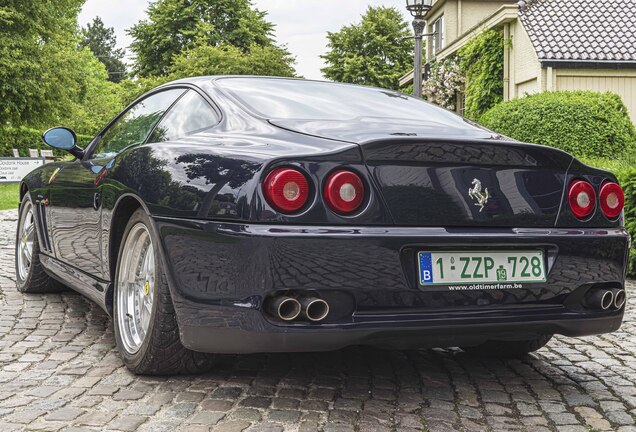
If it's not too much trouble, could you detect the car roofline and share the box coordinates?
[161,75,412,96]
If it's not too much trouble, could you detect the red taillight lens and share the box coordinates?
[599,182,624,219]
[324,170,365,215]
[263,168,309,214]
[568,180,596,219]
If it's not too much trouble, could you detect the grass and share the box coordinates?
[0,184,20,211]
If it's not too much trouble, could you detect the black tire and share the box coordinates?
[15,192,65,293]
[113,208,213,375]
[462,335,553,358]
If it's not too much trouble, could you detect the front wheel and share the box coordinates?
[462,335,553,358]
[113,208,213,375]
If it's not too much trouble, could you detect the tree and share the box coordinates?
[169,44,296,79]
[0,2,126,134]
[80,17,127,83]
[57,47,125,135]
[128,0,277,77]
[0,0,86,126]
[321,6,414,90]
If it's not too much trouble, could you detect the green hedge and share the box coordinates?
[480,91,636,159]
[0,126,93,157]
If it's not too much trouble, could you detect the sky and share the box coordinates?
[78,0,414,79]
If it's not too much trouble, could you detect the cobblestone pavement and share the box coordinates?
[1,209,635,432]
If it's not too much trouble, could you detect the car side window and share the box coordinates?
[148,90,220,143]
[90,89,186,159]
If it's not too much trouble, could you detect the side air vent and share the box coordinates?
[36,202,53,253]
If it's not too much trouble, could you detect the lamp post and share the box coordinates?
[406,0,433,98]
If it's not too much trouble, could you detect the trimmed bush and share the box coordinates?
[480,91,636,159]
[0,126,93,157]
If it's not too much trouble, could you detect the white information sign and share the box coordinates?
[0,158,45,184]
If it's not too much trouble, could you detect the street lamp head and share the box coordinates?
[405,0,433,18]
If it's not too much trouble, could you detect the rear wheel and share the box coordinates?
[113,208,213,375]
[15,192,65,293]
[462,335,552,358]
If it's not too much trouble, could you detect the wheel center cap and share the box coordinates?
[144,280,150,296]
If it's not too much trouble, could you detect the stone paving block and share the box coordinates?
[45,407,86,422]
[106,415,148,432]
[188,411,225,424]
[0,209,635,431]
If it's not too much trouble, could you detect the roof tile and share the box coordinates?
[518,0,636,62]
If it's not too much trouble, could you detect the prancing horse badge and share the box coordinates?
[468,179,489,212]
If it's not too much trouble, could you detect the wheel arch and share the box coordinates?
[19,182,29,202]
[105,194,148,315]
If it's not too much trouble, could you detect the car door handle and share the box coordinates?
[93,193,101,210]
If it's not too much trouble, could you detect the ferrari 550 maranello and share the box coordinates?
[16,77,629,374]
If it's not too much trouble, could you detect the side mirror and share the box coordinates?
[42,127,84,159]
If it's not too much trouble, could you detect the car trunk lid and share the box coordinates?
[270,118,573,228]
[361,138,572,227]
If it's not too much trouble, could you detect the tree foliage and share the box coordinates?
[321,6,413,90]
[80,17,127,83]
[59,52,126,135]
[169,44,296,79]
[0,0,84,126]
[0,2,125,135]
[128,0,277,77]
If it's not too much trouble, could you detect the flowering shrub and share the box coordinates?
[421,58,465,111]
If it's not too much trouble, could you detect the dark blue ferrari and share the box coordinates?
[16,77,628,375]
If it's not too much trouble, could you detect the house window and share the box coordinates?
[432,16,444,53]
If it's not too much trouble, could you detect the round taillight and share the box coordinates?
[324,170,365,215]
[263,168,309,214]
[599,182,624,219]
[568,180,596,219]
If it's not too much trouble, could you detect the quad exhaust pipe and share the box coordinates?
[267,295,330,322]
[267,296,302,321]
[586,289,614,310]
[611,288,626,310]
[301,298,330,322]
[584,288,626,311]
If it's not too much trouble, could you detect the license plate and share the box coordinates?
[418,250,546,285]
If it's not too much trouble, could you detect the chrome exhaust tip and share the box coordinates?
[268,297,301,321]
[612,289,626,310]
[301,298,330,322]
[585,289,614,310]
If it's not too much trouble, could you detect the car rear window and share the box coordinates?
[216,77,473,128]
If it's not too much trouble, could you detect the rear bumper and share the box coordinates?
[178,307,624,354]
[152,217,629,353]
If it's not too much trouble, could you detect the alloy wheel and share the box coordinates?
[17,203,35,281]
[116,223,155,354]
